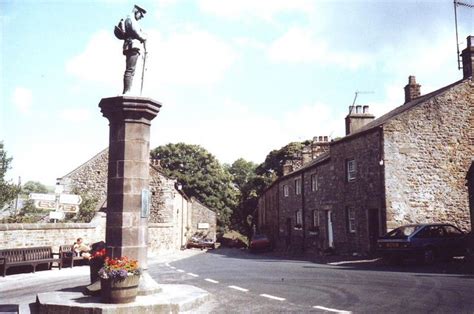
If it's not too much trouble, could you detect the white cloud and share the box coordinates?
[66,28,237,95]
[59,108,92,122]
[268,27,371,69]
[66,30,123,87]
[282,102,344,140]
[146,28,237,89]
[198,0,315,23]
[12,87,33,114]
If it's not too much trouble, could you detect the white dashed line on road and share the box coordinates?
[313,305,352,313]
[328,258,380,266]
[170,266,176,269]
[177,269,185,272]
[187,272,199,277]
[228,285,249,292]
[260,294,286,301]
[205,278,219,283]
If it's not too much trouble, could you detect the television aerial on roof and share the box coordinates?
[454,0,474,70]
[349,91,374,114]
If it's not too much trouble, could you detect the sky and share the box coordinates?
[1,0,473,186]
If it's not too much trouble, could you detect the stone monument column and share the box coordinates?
[99,95,161,293]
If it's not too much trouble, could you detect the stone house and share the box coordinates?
[257,36,474,255]
[58,148,217,252]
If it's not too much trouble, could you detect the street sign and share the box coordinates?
[59,194,82,205]
[29,193,55,201]
[49,211,65,220]
[35,200,56,210]
[198,223,210,229]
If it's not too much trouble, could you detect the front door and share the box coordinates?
[286,218,292,247]
[368,208,380,253]
[327,211,334,248]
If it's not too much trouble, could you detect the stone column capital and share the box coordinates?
[99,96,162,125]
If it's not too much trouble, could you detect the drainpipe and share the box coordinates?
[301,172,306,253]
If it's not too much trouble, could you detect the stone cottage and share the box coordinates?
[257,36,474,255]
[58,148,217,252]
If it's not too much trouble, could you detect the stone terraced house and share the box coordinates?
[257,36,474,256]
[58,148,217,252]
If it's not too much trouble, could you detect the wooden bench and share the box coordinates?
[0,246,62,277]
[59,244,87,268]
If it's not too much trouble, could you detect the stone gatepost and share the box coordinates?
[99,95,161,294]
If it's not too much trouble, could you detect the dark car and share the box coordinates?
[249,234,272,252]
[186,236,216,250]
[377,223,466,264]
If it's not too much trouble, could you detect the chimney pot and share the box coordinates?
[462,35,474,79]
[363,105,369,114]
[356,105,362,113]
[404,75,421,103]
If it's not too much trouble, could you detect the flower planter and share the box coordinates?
[89,259,103,284]
[101,275,140,304]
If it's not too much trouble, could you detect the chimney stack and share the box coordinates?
[462,35,474,79]
[345,105,375,136]
[404,75,421,103]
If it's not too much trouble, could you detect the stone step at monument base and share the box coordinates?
[36,284,210,313]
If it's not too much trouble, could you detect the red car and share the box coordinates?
[249,234,272,252]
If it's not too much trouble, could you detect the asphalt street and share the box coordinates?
[1,248,473,313]
[153,248,474,313]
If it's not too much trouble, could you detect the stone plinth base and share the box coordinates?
[37,284,210,313]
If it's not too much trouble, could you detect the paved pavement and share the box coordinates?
[0,249,205,313]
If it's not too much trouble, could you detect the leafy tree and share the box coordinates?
[0,142,20,209]
[256,141,309,178]
[226,158,259,238]
[151,143,238,231]
[22,181,49,196]
[72,188,98,223]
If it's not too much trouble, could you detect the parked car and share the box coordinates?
[377,223,466,264]
[186,236,216,250]
[249,234,272,252]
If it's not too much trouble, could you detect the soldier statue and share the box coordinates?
[121,5,147,95]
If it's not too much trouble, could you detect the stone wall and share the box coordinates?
[384,80,473,231]
[278,173,304,252]
[325,129,384,253]
[60,149,109,203]
[0,213,182,253]
[0,213,106,251]
[190,198,217,241]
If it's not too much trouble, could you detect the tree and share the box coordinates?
[150,143,238,231]
[0,142,20,209]
[256,141,309,178]
[22,181,49,196]
[226,158,259,238]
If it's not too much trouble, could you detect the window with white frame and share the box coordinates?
[283,184,289,197]
[347,159,356,182]
[295,178,301,195]
[311,174,318,191]
[348,208,356,233]
[312,210,319,227]
[295,210,302,226]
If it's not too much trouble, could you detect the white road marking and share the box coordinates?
[313,305,352,313]
[165,263,170,267]
[187,272,199,277]
[260,294,286,301]
[177,269,185,272]
[170,266,176,269]
[228,285,249,292]
[205,278,219,283]
[328,258,380,266]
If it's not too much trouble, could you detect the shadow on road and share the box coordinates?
[197,247,474,277]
